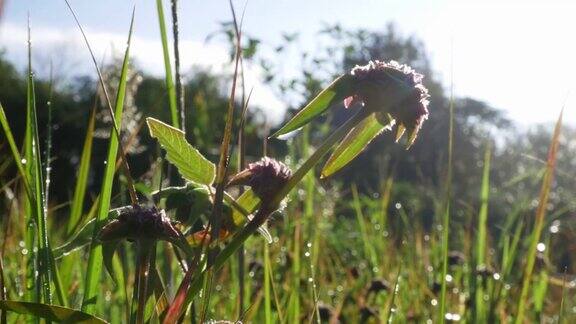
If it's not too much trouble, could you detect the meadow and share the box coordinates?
[0,1,575,323]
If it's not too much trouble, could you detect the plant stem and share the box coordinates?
[170,0,185,133]
[131,241,155,324]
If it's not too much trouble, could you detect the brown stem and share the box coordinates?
[170,0,185,133]
[131,241,155,324]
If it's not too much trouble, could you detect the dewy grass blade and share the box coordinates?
[27,19,52,304]
[515,110,563,324]
[155,0,179,129]
[23,16,37,305]
[81,11,135,314]
[0,104,32,200]
[351,184,378,267]
[473,144,491,322]
[67,106,96,236]
[438,54,454,323]
[44,66,68,307]
[263,242,272,324]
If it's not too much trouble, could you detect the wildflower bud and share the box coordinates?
[99,205,180,243]
[345,60,430,148]
[227,157,292,203]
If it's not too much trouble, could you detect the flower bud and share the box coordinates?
[227,157,292,203]
[99,205,180,243]
[345,60,429,148]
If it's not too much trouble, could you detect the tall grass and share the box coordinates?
[515,110,563,324]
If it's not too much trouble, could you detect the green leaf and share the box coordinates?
[0,301,108,324]
[271,74,355,138]
[147,117,216,185]
[230,189,260,226]
[321,113,390,178]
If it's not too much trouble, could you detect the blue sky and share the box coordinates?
[2,0,576,125]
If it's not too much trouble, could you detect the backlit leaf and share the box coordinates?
[147,117,216,185]
[271,74,355,138]
[321,113,391,178]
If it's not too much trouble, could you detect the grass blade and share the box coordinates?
[0,301,107,324]
[0,104,32,199]
[472,144,491,322]
[351,184,378,267]
[438,56,455,323]
[27,20,53,304]
[515,110,563,324]
[67,106,96,236]
[155,0,179,129]
[81,11,135,313]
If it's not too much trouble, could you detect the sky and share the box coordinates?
[1,0,576,126]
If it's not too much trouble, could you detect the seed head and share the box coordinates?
[99,205,181,243]
[227,157,292,202]
[345,60,430,148]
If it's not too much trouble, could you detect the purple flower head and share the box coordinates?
[227,157,292,202]
[345,60,430,147]
[99,205,181,243]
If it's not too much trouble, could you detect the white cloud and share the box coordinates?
[0,22,286,124]
[422,1,576,125]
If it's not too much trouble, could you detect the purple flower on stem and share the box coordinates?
[99,205,181,243]
[344,60,430,147]
[227,157,292,203]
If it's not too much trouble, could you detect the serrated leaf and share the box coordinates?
[0,301,108,323]
[321,113,391,178]
[147,117,215,185]
[271,74,355,138]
